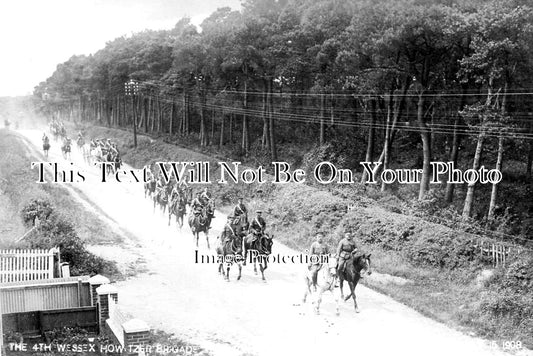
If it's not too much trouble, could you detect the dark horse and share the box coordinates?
[153,189,168,214]
[144,179,156,199]
[243,233,274,281]
[42,138,50,158]
[105,152,121,175]
[168,195,186,228]
[61,139,71,160]
[216,233,243,281]
[188,202,214,249]
[337,253,372,313]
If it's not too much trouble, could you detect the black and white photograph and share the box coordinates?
[1,0,532,355]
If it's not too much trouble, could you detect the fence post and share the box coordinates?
[88,275,110,307]
[123,319,150,355]
[96,284,118,331]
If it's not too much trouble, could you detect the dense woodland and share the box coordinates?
[33,0,533,242]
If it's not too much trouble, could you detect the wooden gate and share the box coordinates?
[0,248,58,283]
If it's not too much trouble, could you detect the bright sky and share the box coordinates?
[0,0,241,97]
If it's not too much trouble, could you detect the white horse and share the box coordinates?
[90,146,103,165]
[81,143,92,164]
[302,257,340,316]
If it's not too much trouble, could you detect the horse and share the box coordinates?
[337,253,372,313]
[168,195,186,228]
[42,138,50,158]
[105,152,121,175]
[216,233,243,281]
[144,179,156,199]
[188,203,214,249]
[81,143,92,164]
[302,257,339,315]
[90,146,103,164]
[153,188,168,214]
[76,136,85,151]
[61,139,71,160]
[243,233,274,281]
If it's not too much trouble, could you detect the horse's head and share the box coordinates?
[261,233,274,254]
[353,254,372,277]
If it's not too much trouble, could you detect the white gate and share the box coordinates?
[0,248,58,283]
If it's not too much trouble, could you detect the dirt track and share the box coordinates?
[19,128,531,356]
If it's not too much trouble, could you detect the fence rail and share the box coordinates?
[0,248,58,283]
[0,276,91,314]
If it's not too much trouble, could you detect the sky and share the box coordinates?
[0,0,242,97]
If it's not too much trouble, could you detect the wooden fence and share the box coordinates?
[0,276,91,314]
[476,240,513,267]
[2,306,98,335]
[0,248,58,283]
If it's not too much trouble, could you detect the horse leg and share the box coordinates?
[226,265,230,282]
[339,278,345,301]
[262,260,268,281]
[253,261,257,275]
[168,211,171,226]
[348,281,359,313]
[205,232,210,250]
[303,277,311,304]
[243,247,247,266]
[333,288,340,316]
[260,262,266,282]
[237,262,242,281]
[314,289,324,315]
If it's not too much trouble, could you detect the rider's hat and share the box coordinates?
[256,210,262,214]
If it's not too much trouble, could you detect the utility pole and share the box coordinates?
[125,79,139,148]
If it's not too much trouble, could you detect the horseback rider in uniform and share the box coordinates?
[233,197,248,225]
[309,234,330,291]
[42,133,49,144]
[221,216,237,244]
[191,192,203,216]
[199,187,211,207]
[155,176,165,200]
[249,210,266,244]
[169,183,181,211]
[336,232,358,274]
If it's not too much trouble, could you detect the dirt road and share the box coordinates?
[19,128,530,356]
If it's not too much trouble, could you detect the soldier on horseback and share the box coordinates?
[221,216,237,243]
[336,232,358,274]
[309,234,330,291]
[155,175,166,199]
[199,187,211,206]
[169,183,181,211]
[249,210,266,243]
[191,192,203,216]
[233,197,248,225]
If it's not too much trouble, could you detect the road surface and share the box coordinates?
[18,128,530,356]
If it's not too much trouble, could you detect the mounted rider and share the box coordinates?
[309,234,330,291]
[249,210,266,243]
[155,175,166,199]
[42,132,49,144]
[233,197,248,225]
[191,192,203,216]
[221,215,237,243]
[336,232,358,274]
[169,183,181,211]
[199,187,212,207]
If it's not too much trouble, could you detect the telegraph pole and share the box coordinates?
[125,79,139,148]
